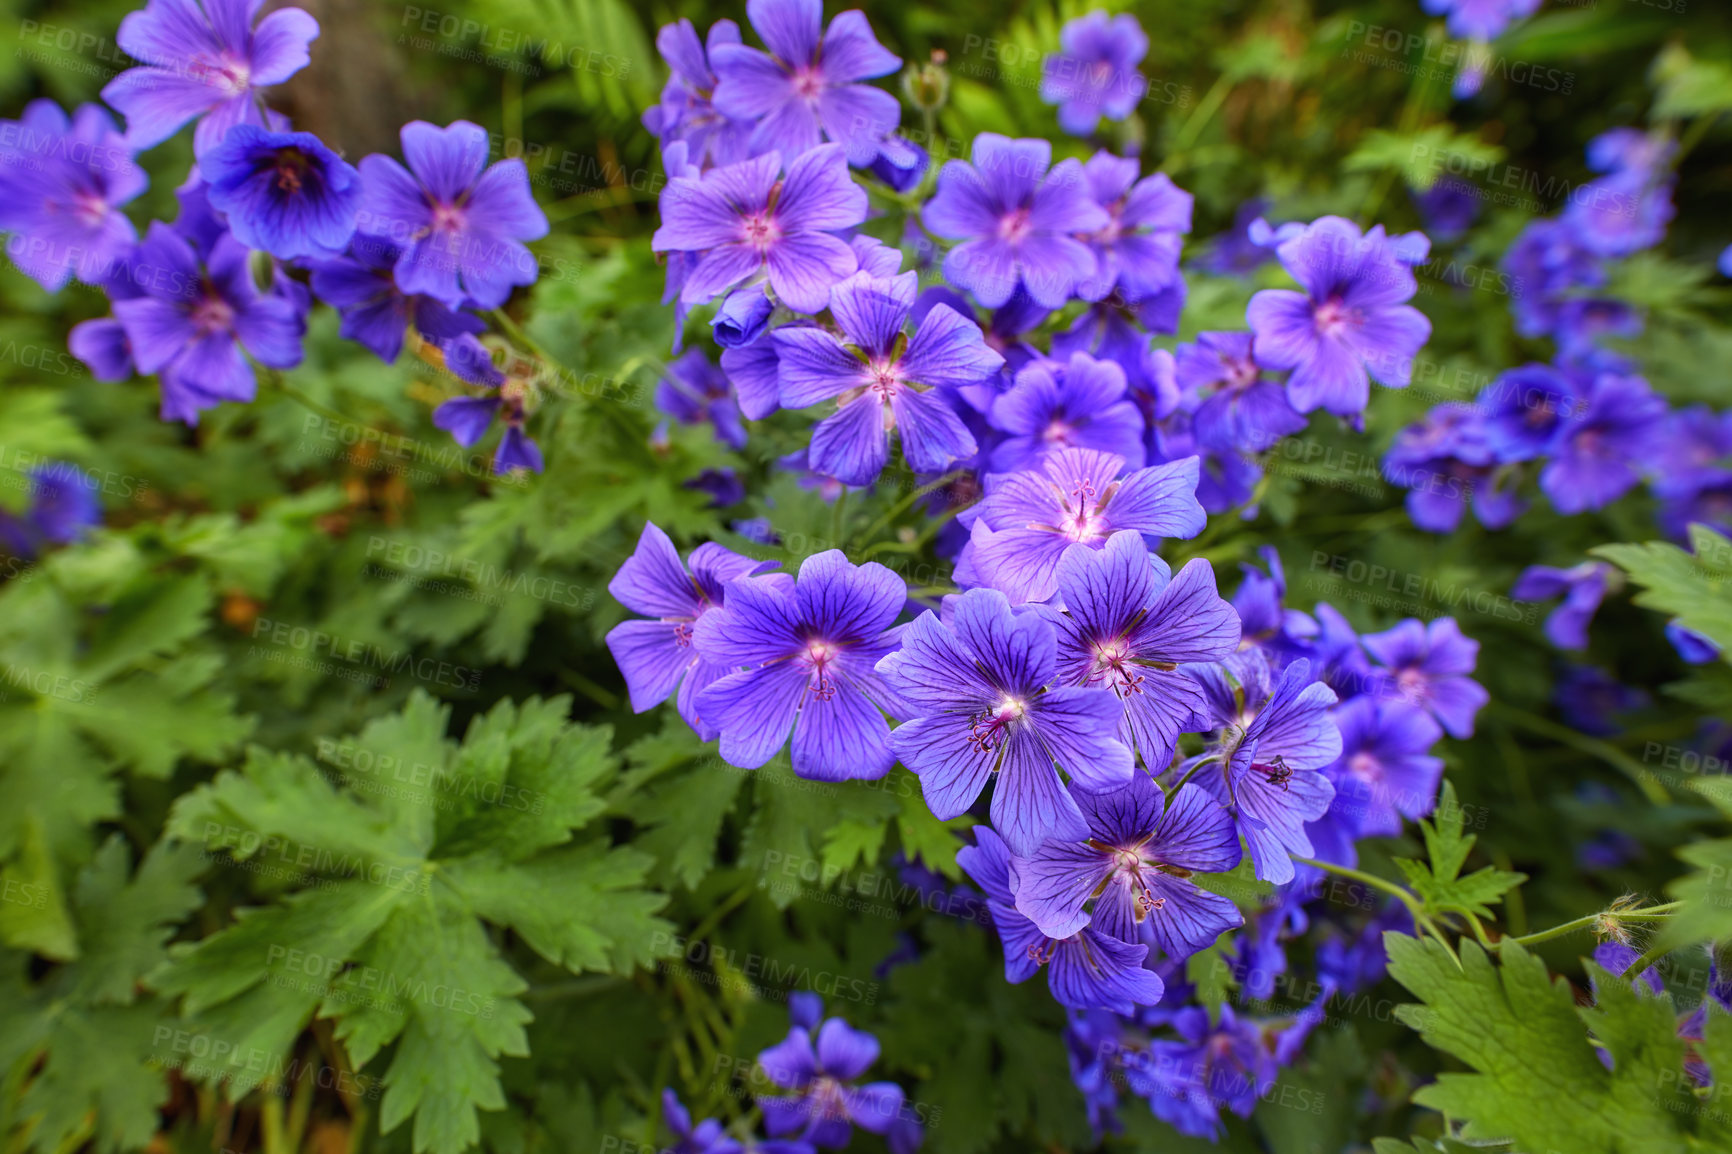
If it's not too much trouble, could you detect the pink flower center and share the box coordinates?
[191,53,252,97]
[742,212,781,251]
[274,148,309,194]
[1348,751,1380,782]
[792,65,825,101]
[1089,642,1147,694]
[1313,296,1358,338]
[189,294,234,336]
[431,202,467,235]
[869,359,901,400]
[968,696,1027,755]
[71,191,109,227]
[1223,355,1259,393]
[1042,418,1073,444]
[805,639,840,701]
[998,207,1034,245]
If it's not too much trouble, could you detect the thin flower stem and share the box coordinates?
[1292,857,1424,918]
[851,469,962,550]
[1503,902,1682,947]
[1168,72,1233,158]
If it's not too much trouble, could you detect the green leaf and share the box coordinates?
[1594,527,1732,659]
[1394,782,1525,919]
[1386,934,1710,1151]
[154,692,668,1154]
[1344,126,1504,192]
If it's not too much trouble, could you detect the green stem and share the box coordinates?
[1488,702,1670,804]
[1504,902,1682,947]
[850,469,962,551]
[1168,72,1232,157]
[1292,856,1431,929]
[829,488,850,552]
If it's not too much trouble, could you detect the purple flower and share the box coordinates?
[0,101,146,293]
[922,134,1109,309]
[957,826,1165,1012]
[1478,363,1583,462]
[1667,621,1720,665]
[1649,405,1732,499]
[606,523,784,741]
[1039,13,1149,136]
[1246,217,1432,415]
[653,143,866,314]
[773,270,1000,483]
[1187,654,1341,884]
[1050,531,1240,769]
[1124,1005,1273,1139]
[662,1089,744,1154]
[987,352,1146,473]
[1412,176,1480,240]
[1325,698,1444,839]
[658,347,747,450]
[1511,561,1611,651]
[1539,371,1667,514]
[102,0,319,156]
[430,354,544,475]
[200,125,360,260]
[693,550,904,780]
[1555,663,1645,737]
[1073,152,1190,304]
[1195,199,1275,276]
[1012,774,1243,961]
[877,587,1135,854]
[644,19,754,169]
[1418,0,1541,41]
[1564,130,1676,258]
[710,0,901,166]
[1381,404,1523,533]
[1360,618,1487,739]
[1500,219,1605,340]
[112,222,304,424]
[755,1002,907,1148]
[356,120,548,309]
[307,234,484,363]
[958,448,1205,605]
[1175,332,1306,453]
[713,286,776,348]
[868,138,928,193]
[0,464,102,559]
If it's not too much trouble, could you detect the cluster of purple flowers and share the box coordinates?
[1385,126,1729,543]
[619,7,1487,1141]
[661,992,921,1153]
[5,0,551,472]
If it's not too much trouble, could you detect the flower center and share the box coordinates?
[1089,641,1147,694]
[71,191,109,227]
[1252,755,1293,790]
[1314,296,1357,338]
[671,622,693,647]
[805,639,840,701]
[967,696,1027,755]
[192,53,252,97]
[274,148,310,194]
[189,293,234,336]
[998,207,1034,245]
[742,212,781,251]
[1223,355,1259,392]
[869,360,900,399]
[1348,751,1380,782]
[431,201,466,235]
[791,65,825,101]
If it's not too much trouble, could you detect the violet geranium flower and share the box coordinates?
[102,0,319,156]
[773,270,1001,484]
[1174,332,1306,453]
[922,134,1109,309]
[356,120,549,310]
[111,222,305,424]
[644,18,753,169]
[1360,617,1487,739]
[1537,371,1667,515]
[605,522,784,741]
[657,347,748,451]
[306,235,484,363]
[957,448,1206,605]
[1324,698,1445,840]
[0,101,146,293]
[987,352,1147,474]
[693,549,905,781]
[200,125,361,260]
[1510,562,1611,652]
[1012,773,1244,961]
[653,143,867,314]
[710,0,902,166]
[1050,531,1241,770]
[755,995,909,1148]
[876,587,1135,855]
[1039,12,1149,137]
[1185,654,1341,884]
[957,826,1165,1012]
[1246,216,1432,416]
[1073,151,1191,305]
